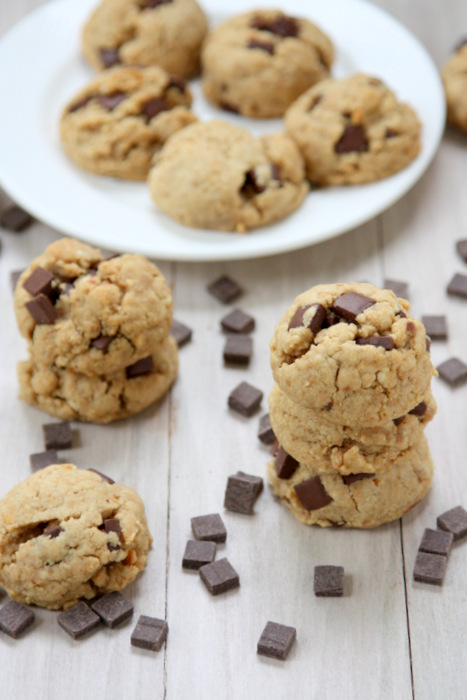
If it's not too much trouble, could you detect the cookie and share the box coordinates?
[14,238,173,375]
[269,283,435,426]
[268,383,436,473]
[148,120,309,232]
[18,335,178,423]
[60,66,196,180]
[201,9,333,118]
[285,74,421,185]
[0,464,152,609]
[267,431,433,529]
[82,0,208,79]
[442,41,467,132]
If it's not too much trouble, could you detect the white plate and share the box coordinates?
[0,0,445,261]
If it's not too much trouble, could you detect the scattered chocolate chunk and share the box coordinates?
[294,476,333,510]
[57,602,101,639]
[23,267,55,297]
[437,357,467,385]
[288,303,326,332]
[456,239,467,262]
[91,334,114,352]
[25,294,57,324]
[437,505,467,540]
[419,528,453,557]
[408,401,427,417]
[223,334,253,365]
[356,336,394,350]
[97,92,126,111]
[219,100,239,113]
[335,124,368,154]
[88,468,115,484]
[224,471,263,514]
[91,592,133,628]
[342,472,374,486]
[207,275,243,304]
[182,540,216,570]
[43,525,63,538]
[257,621,296,660]
[421,315,448,340]
[221,308,255,334]
[228,381,263,416]
[274,446,299,480]
[168,76,186,92]
[142,97,169,121]
[332,292,375,322]
[314,565,344,597]
[257,413,275,445]
[99,48,120,68]
[199,558,240,596]
[413,551,447,586]
[68,95,93,113]
[385,128,399,138]
[131,615,168,651]
[125,356,155,378]
[447,272,467,298]
[0,205,34,232]
[10,269,25,293]
[43,421,73,450]
[0,600,35,639]
[384,278,409,299]
[170,319,192,347]
[191,513,227,543]
[308,94,322,111]
[30,450,59,472]
[251,14,299,38]
[247,39,274,54]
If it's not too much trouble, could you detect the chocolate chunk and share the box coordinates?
[43,525,63,538]
[88,468,115,484]
[91,592,133,628]
[251,14,299,38]
[437,505,467,540]
[413,551,447,586]
[308,94,322,111]
[43,421,73,450]
[0,600,35,639]
[383,278,409,298]
[131,615,168,651]
[221,308,255,334]
[23,267,56,297]
[294,476,333,510]
[257,621,296,660]
[385,128,399,138]
[419,528,453,557]
[10,269,25,293]
[170,319,192,347]
[288,303,326,332]
[314,565,344,596]
[0,205,34,232]
[97,92,126,110]
[142,97,169,121]
[247,39,274,54]
[224,471,263,514]
[125,356,155,378]
[437,357,467,385]
[199,558,240,596]
[99,48,120,68]
[270,439,280,457]
[168,76,186,92]
[321,313,341,328]
[335,124,368,154]
[91,334,114,352]
[242,169,265,195]
[191,513,226,543]
[69,95,93,113]
[393,416,404,426]
[257,413,275,445]
[408,401,427,417]
[58,602,101,639]
[456,239,467,262]
[342,472,374,485]
[219,100,239,113]
[182,540,216,570]
[30,450,59,472]
[356,336,394,350]
[274,446,299,480]
[25,294,57,324]
[228,381,263,416]
[207,275,243,304]
[421,315,448,340]
[447,272,467,298]
[332,292,375,322]
[102,518,121,538]
[223,334,253,365]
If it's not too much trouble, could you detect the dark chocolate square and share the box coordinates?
[191,513,227,543]
[314,565,345,596]
[224,471,263,515]
[42,421,73,450]
[182,539,216,570]
[29,450,59,472]
[456,239,467,262]
[0,205,34,232]
[57,602,101,639]
[257,621,296,660]
[257,413,275,445]
[207,275,243,304]
[228,382,263,416]
[419,528,453,557]
[221,308,255,333]
[331,292,375,322]
[294,476,333,510]
[199,558,240,595]
[447,273,467,298]
[413,551,448,586]
[223,334,253,365]
[125,356,154,378]
[90,592,133,628]
[274,446,299,479]
[437,357,467,385]
[23,267,55,297]
[288,304,326,332]
[437,505,467,540]
[25,294,57,324]
[131,615,168,651]
[170,319,192,347]
[383,278,409,299]
[421,315,448,340]
[0,600,35,639]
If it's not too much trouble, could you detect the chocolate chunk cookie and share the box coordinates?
[442,41,467,132]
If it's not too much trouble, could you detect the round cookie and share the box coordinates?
[269,383,436,473]
[14,238,173,375]
[148,120,309,232]
[201,9,333,118]
[0,464,152,609]
[60,66,197,180]
[18,335,178,423]
[442,41,467,132]
[82,0,208,79]
[285,73,421,185]
[267,431,433,529]
[270,283,435,426]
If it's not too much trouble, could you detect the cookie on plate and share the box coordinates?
[442,40,467,132]
[0,464,152,609]
[60,66,197,180]
[148,120,309,232]
[201,9,333,118]
[82,0,208,78]
[285,74,421,185]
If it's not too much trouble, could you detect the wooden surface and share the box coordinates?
[1,1,467,698]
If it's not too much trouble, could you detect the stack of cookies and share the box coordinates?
[267,283,436,529]
[13,237,178,423]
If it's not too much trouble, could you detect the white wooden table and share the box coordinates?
[1,1,467,698]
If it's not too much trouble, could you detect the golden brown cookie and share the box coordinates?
[442,41,467,132]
